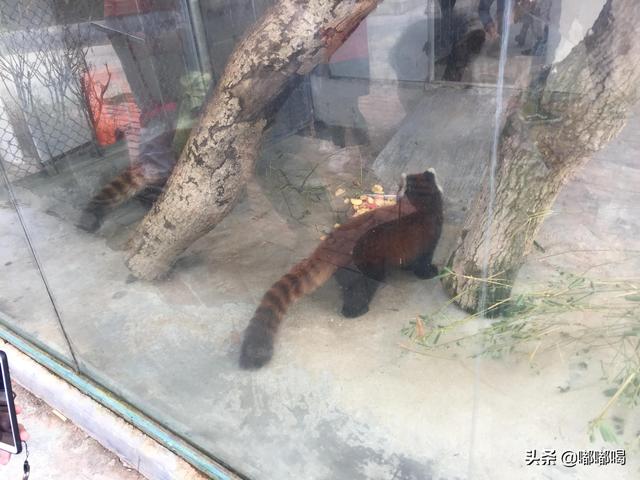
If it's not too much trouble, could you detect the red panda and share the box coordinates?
[240,169,444,369]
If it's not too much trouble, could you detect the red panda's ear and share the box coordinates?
[398,173,408,198]
[422,168,443,194]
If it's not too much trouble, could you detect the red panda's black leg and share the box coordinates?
[410,250,439,279]
[342,276,379,318]
[77,202,107,233]
[337,265,383,318]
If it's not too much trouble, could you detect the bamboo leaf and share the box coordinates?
[598,423,618,443]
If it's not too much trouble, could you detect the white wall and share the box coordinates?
[553,0,607,63]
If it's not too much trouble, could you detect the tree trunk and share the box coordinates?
[126,0,381,280]
[443,0,640,313]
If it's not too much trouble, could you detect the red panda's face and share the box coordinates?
[398,169,443,202]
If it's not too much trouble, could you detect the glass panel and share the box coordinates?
[1,0,638,478]
[0,171,75,364]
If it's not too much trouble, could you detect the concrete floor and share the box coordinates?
[2,89,639,479]
[1,30,639,480]
[1,383,144,480]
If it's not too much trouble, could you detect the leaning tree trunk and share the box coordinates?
[126,0,381,280]
[443,0,640,313]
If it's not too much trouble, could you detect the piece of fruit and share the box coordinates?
[415,317,426,338]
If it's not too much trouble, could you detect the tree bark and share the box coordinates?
[126,0,381,280]
[443,0,640,313]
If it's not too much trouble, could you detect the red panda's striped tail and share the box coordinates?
[77,164,159,232]
[240,256,337,369]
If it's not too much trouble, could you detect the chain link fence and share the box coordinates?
[0,0,315,183]
[0,0,94,181]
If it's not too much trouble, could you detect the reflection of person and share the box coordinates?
[522,0,553,56]
[103,0,183,125]
[0,404,28,466]
[519,0,562,124]
[439,0,457,24]
[438,0,458,46]
[514,0,536,46]
[315,20,370,148]
[479,0,547,45]
[439,0,456,11]
[101,0,185,166]
[478,0,505,40]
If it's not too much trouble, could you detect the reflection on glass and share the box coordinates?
[0,0,638,478]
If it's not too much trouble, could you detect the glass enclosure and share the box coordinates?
[1,0,638,478]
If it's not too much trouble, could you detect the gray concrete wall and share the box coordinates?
[553,0,607,63]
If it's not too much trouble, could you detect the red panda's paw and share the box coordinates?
[77,209,102,233]
[413,264,439,279]
[342,302,370,318]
